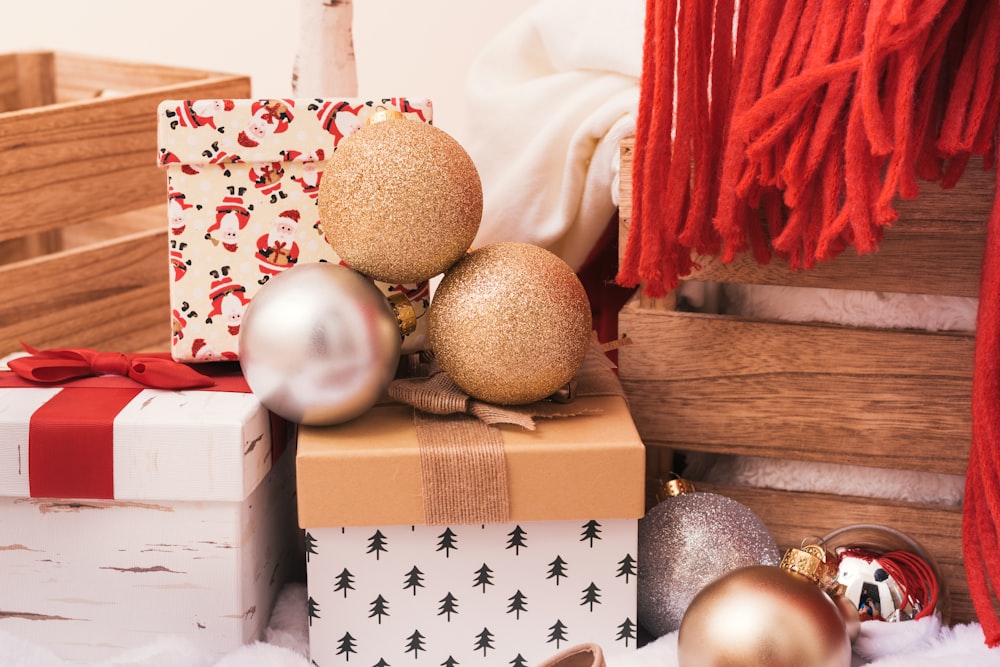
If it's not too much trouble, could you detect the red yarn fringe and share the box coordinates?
[616,0,999,296]
[617,0,1000,644]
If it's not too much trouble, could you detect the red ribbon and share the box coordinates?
[7,344,215,389]
[2,345,285,500]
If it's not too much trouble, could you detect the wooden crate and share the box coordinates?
[617,136,990,624]
[0,52,251,355]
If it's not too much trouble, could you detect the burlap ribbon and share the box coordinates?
[388,343,627,525]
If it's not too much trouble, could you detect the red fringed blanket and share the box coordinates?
[616,0,1000,644]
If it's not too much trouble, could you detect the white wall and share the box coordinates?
[1,0,536,132]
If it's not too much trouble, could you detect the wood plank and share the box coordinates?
[0,224,169,355]
[618,299,974,475]
[0,73,249,243]
[693,482,973,624]
[618,136,992,298]
[53,52,242,101]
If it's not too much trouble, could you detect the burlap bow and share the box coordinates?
[387,342,627,525]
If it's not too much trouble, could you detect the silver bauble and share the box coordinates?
[638,489,780,637]
[239,262,401,425]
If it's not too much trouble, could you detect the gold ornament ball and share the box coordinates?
[677,565,852,667]
[428,242,592,405]
[317,118,483,284]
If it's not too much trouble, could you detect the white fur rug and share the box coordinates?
[3,581,999,666]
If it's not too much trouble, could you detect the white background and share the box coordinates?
[0,0,537,133]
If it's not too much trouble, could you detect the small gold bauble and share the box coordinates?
[677,565,852,667]
[428,242,592,405]
[317,118,482,284]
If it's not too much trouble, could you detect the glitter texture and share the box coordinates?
[317,118,483,284]
[428,242,592,405]
[637,491,780,637]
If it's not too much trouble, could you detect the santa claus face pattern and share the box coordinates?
[158,97,434,362]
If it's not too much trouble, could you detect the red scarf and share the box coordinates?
[617,0,1000,643]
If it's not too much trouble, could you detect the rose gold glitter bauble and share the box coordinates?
[428,242,592,405]
[677,565,852,667]
[317,118,482,284]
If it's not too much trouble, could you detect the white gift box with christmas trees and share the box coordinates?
[296,356,645,666]
[156,96,433,364]
[0,358,300,662]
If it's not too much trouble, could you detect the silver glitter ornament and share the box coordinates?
[239,262,402,425]
[638,478,780,637]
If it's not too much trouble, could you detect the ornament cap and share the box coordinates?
[780,540,841,593]
[387,292,417,336]
[655,476,696,502]
[367,107,407,125]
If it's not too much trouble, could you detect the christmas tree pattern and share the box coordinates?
[437,527,459,557]
[473,563,495,592]
[506,525,528,555]
[507,590,528,619]
[546,556,569,585]
[581,582,602,610]
[306,518,637,664]
[307,596,320,626]
[547,620,569,648]
[404,566,425,595]
[474,627,495,656]
[405,629,426,658]
[438,592,459,620]
[369,595,389,624]
[580,520,602,547]
[336,632,357,660]
[367,530,389,560]
[334,568,355,597]
[304,531,319,562]
[616,618,637,646]
[616,554,637,583]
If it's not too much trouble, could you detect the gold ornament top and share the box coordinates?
[387,292,417,336]
[780,541,841,593]
[655,477,697,503]
[367,107,406,125]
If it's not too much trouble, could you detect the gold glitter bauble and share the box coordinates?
[428,242,592,405]
[677,565,852,667]
[317,118,483,284]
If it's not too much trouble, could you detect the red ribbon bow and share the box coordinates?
[7,344,215,390]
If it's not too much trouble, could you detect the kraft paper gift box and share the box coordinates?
[296,353,646,666]
[0,355,300,662]
[156,97,433,363]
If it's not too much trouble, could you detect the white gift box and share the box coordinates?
[0,364,300,662]
[296,358,646,665]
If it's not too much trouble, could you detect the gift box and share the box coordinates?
[0,354,300,661]
[0,51,250,355]
[296,353,646,665]
[157,97,434,363]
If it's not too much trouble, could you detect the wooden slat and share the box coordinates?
[619,298,974,475]
[617,136,992,298]
[0,219,169,355]
[0,52,55,112]
[53,52,237,101]
[0,54,251,244]
[694,482,973,624]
